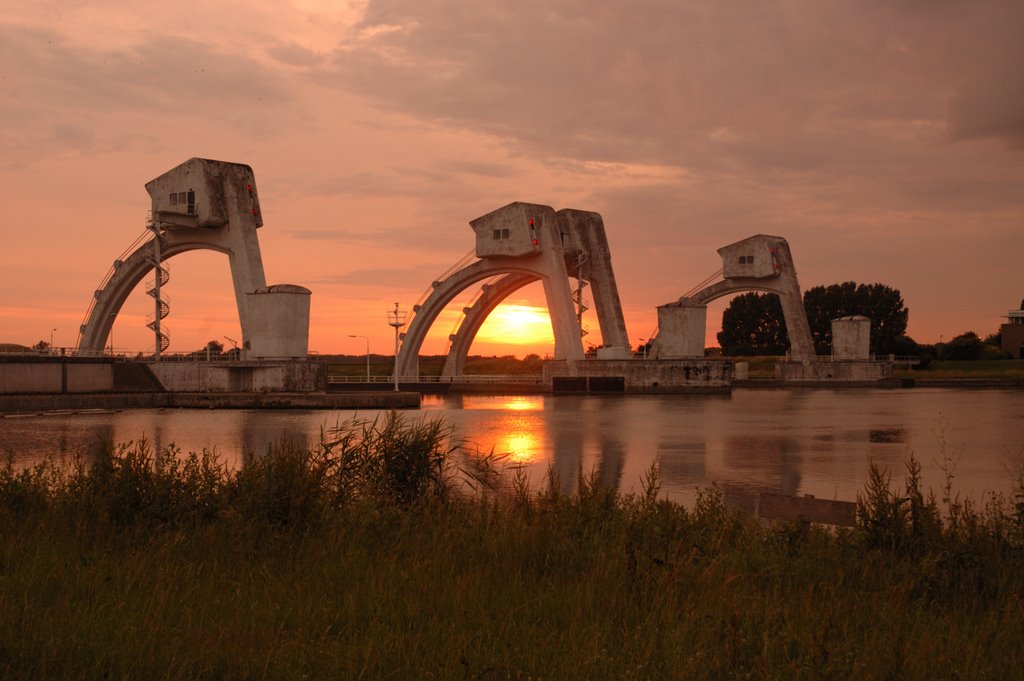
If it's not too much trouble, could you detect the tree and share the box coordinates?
[802,282,908,355]
[944,331,985,361]
[717,282,909,356]
[32,340,50,352]
[717,292,788,356]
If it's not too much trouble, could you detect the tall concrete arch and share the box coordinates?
[77,158,310,359]
[396,203,631,380]
[653,235,815,363]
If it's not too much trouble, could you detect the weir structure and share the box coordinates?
[395,202,631,380]
[77,158,310,360]
[651,235,815,364]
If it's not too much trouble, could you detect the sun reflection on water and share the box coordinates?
[462,396,543,411]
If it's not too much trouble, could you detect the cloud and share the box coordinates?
[0,24,303,165]
[307,266,449,289]
[323,0,1024,174]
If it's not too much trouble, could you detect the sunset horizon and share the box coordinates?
[2,1,1022,358]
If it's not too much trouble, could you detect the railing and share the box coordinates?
[77,228,155,345]
[327,374,544,385]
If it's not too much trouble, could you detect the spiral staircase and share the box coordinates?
[145,257,171,353]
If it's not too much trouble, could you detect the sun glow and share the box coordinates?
[474,303,554,347]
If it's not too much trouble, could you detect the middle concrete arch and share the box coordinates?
[397,202,632,380]
[396,257,575,379]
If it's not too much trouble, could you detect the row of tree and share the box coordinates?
[717,282,909,356]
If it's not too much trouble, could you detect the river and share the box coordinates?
[2,388,1022,509]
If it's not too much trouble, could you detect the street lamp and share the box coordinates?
[107,313,117,357]
[349,334,370,381]
[50,328,56,354]
[386,302,408,392]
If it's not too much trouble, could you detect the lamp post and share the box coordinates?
[386,302,408,392]
[50,328,56,354]
[108,313,117,357]
[224,336,238,360]
[349,334,370,381]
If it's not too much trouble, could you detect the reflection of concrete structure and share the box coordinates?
[653,235,815,364]
[1001,303,1024,359]
[396,202,630,379]
[77,158,310,360]
[832,316,871,360]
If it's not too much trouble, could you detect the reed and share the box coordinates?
[1,415,1022,679]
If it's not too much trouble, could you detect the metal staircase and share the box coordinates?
[145,215,170,355]
[145,258,171,352]
[572,251,590,338]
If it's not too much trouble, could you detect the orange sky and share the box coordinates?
[2,1,1022,357]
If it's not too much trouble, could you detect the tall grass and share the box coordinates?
[1,414,1023,679]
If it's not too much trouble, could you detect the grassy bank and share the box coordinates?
[2,414,1023,679]
[896,359,1024,380]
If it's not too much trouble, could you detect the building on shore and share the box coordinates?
[1001,300,1024,359]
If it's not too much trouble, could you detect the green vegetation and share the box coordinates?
[897,359,1024,379]
[718,282,908,356]
[2,415,1023,679]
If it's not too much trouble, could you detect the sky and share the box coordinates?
[1,0,1022,357]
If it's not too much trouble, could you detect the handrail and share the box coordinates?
[327,374,544,384]
[402,248,477,347]
[442,274,502,355]
[77,228,155,346]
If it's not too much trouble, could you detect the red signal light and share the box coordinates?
[532,238,539,246]
[528,218,534,226]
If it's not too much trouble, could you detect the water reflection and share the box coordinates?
[3,389,1023,505]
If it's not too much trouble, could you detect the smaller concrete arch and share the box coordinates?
[440,273,538,377]
[653,236,815,363]
[396,255,572,378]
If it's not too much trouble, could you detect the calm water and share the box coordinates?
[2,388,1022,508]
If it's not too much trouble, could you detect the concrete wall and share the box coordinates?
[146,158,262,229]
[1001,323,1024,359]
[0,359,115,394]
[145,360,324,392]
[544,359,731,393]
[655,305,706,358]
[832,316,871,359]
[65,364,114,392]
[0,363,62,393]
[245,286,311,359]
[471,202,548,258]
[718,234,779,279]
[774,360,892,381]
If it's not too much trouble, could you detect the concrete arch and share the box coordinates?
[77,227,263,355]
[654,236,815,362]
[396,256,582,379]
[441,273,538,377]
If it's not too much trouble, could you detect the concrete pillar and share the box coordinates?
[656,304,706,358]
[832,316,871,359]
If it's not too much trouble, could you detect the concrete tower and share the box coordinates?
[77,158,310,359]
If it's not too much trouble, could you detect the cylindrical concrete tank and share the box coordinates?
[831,315,871,359]
[245,284,311,359]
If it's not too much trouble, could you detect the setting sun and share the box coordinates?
[474,303,554,349]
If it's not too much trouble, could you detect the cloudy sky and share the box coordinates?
[2,0,1022,356]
